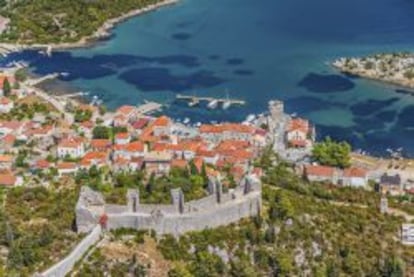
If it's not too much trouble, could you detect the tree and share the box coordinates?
[92,126,111,139]
[312,137,351,168]
[3,77,11,96]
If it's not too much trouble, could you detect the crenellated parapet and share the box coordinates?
[75,174,262,237]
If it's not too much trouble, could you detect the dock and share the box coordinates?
[26,73,60,86]
[176,94,245,108]
[136,102,163,115]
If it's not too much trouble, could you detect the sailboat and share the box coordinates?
[222,90,231,110]
[207,99,218,109]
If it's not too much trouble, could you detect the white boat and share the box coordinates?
[222,101,231,110]
[60,72,70,77]
[246,114,256,122]
[207,99,218,109]
[183,118,190,124]
[46,46,52,57]
[188,99,199,107]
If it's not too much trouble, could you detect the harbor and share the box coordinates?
[176,94,246,110]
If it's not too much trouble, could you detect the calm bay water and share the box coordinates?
[4,0,414,156]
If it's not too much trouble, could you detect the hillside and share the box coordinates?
[74,156,414,276]
[0,0,165,44]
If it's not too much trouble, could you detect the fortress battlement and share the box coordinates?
[76,174,262,237]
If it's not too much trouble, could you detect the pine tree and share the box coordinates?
[3,77,11,96]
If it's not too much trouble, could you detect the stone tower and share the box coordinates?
[127,189,139,213]
[380,196,388,214]
[171,188,185,214]
[268,100,284,132]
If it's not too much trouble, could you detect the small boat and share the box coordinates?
[207,99,218,109]
[222,90,231,110]
[246,114,256,122]
[183,118,190,124]
[222,101,231,110]
[60,72,70,77]
[189,99,199,107]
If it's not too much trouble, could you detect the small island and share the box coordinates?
[333,52,414,89]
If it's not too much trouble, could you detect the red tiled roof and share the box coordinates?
[343,167,367,178]
[288,118,309,133]
[35,159,50,169]
[305,165,335,177]
[0,97,11,105]
[0,155,13,163]
[200,123,254,134]
[57,162,77,170]
[171,159,188,169]
[2,134,15,144]
[0,173,16,186]
[153,116,170,127]
[59,137,84,148]
[126,141,144,152]
[116,105,136,116]
[132,118,149,129]
[115,132,130,139]
[91,139,112,149]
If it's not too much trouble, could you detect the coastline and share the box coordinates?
[0,0,178,52]
[332,54,414,90]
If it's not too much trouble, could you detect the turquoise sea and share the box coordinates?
[4,0,414,156]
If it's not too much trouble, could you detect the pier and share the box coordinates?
[176,94,246,108]
[136,101,163,115]
[26,73,60,86]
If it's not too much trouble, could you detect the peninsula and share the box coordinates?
[333,52,414,89]
[0,0,177,49]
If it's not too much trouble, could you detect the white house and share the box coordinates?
[0,97,13,113]
[57,137,85,159]
[341,167,368,188]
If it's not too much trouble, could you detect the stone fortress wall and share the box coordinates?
[76,174,262,237]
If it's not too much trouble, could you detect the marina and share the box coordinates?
[176,94,246,110]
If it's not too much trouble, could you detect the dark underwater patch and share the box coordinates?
[208,55,220,60]
[233,69,254,76]
[354,117,385,131]
[395,89,414,96]
[285,96,341,114]
[397,106,414,128]
[298,73,355,93]
[350,98,399,117]
[375,110,396,122]
[119,67,226,92]
[171,33,192,40]
[3,51,202,82]
[226,58,244,66]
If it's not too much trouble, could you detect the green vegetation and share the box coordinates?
[312,137,351,168]
[0,186,81,276]
[0,101,51,121]
[74,108,92,123]
[2,77,10,97]
[74,165,208,205]
[0,0,164,44]
[154,159,411,276]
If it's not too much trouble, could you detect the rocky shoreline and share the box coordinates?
[333,53,414,89]
[0,0,178,53]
